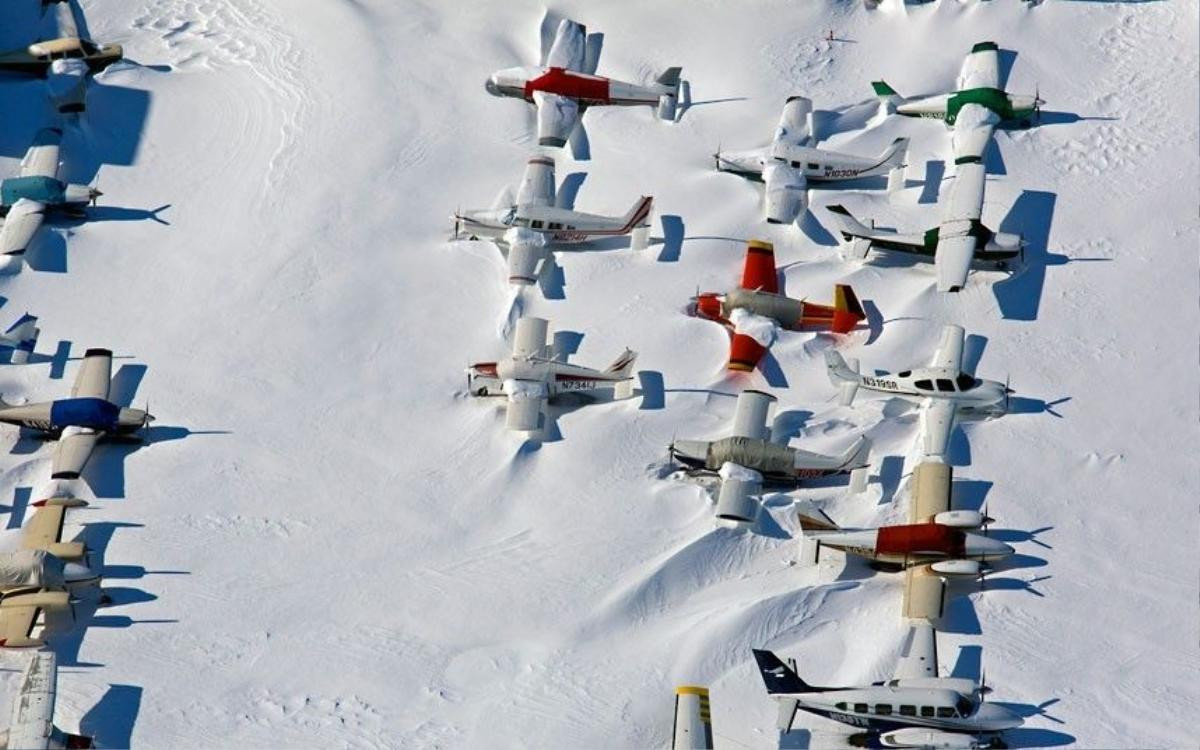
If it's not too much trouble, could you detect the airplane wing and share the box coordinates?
[22,504,67,551]
[70,348,113,399]
[903,567,947,620]
[951,103,999,163]
[51,428,101,480]
[5,650,57,750]
[928,325,966,371]
[919,398,957,459]
[731,389,776,439]
[504,386,545,432]
[0,199,46,258]
[910,461,952,523]
[18,128,62,180]
[50,0,80,39]
[672,686,713,750]
[739,240,778,294]
[935,162,986,292]
[512,316,549,359]
[957,41,1000,91]
[0,592,65,649]
[545,19,587,71]
[771,96,813,150]
[533,91,580,148]
[515,154,556,208]
[894,622,939,679]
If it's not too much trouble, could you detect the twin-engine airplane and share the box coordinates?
[0,0,123,114]
[0,651,94,748]
[0,496,99,649]
[486,19,682,147]
[825,325,1010,460]
[692,240,865,372]
[668,390,869,523]
[453,153,652,287]
[753,623,1023,748]
[715,96,909,225]
[467,316,637,432]
[0,348,153,479]
[1,128,102,271]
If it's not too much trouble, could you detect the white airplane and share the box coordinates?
[715,96,909,225]
[0,496,99,649]
[453,152,652,286]
[486,19,682,147]
[0,314,40,364]
[0,651,94,748]
[671,686,712,750]
[0,128,102,271]
[0,348,153,480]
[753,623,1023,748]
[668,390,870,523]
[872,41,1043,164]
[824,325,1011,459]
[467,316,637,432]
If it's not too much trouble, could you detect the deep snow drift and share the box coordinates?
[0,0,1195,747]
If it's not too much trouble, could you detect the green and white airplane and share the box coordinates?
[871,41,1043,164]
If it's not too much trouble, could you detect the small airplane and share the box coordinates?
[1,128,102,271]
[672,686,712,750]
[0,313,41,364]
[453,152,652,286]
[486,19,682,147]
[668,390,870,523]
[0,348,153,480]
[0,650,94,748]
[0,496,99,649]
[824,325,1011,459]
[693,240,866,372]
[715,96,909,225]
[467,316,637,432]
[752,623,1023,748]
[0,0,123,114]
[872,41,1044,163]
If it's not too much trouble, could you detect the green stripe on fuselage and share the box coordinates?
[945,88,1033,125]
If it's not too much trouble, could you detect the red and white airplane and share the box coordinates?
[693,240,866,372]
[485,19,683,147]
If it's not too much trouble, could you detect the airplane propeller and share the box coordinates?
[713,141,722,171]
[89,172,102,207]
[1033,84,1044,123]
[452,206,462,240]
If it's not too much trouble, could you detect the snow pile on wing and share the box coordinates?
[729,308,779,347]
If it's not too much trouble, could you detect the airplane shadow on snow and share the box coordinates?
[947,646,1078,747]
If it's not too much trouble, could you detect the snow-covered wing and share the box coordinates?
[51,0,80,39]
[505,388,544,432]
[545,20,586,71]
[533,91,579,148]
[957,41,1000,91]
[951,104,998,163]
[919,398,957,458]
[771,96,813,149]
[18,128,62,179]
[903,568,947,621]
[935,234,976,292]
[910,461,952,523]
[512,317,549,359]
[5,650,56,750]
[940,162,986,225]
[22,504,67,550]
[929,325,966,371]
[731,390,775,440]
[51,429,100,479]
[894,623,939,680]
[516,154,556,207]
[71,348,112,399]
[739,240,778,294]
[0,199,46,257]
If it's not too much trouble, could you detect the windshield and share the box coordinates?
[955,373,978,390]
[956,696,975,717]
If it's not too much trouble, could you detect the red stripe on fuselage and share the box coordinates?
[526,67,611,103]
[875,524,966,557]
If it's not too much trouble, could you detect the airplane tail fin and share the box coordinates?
[4,313,39,364]
[872,80,903,112]
[879,137,910,170]
[831,285,865,334]
[795,499,840,534]
[752,649,815,695]
[824,350,861,406]
[656,67,682,121]
[826,205,876,261]
[605,348,638,378]
[618,196,654,233]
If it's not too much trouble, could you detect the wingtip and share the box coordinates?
[83,347,112,358]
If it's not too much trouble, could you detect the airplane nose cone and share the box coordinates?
[694,294,723,320]
[975,702,1024,730]
[967,534,1014,560]
[485,75,501,96]
[63,562,98,585]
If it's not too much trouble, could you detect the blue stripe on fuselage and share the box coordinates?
[49,398,119,429]
[1,176,66,208]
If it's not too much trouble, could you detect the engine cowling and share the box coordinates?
[933,510,987,529]
[929,559,982,577]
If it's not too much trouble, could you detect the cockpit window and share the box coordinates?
[955,373,978,390]
[936,378,955,392]
[853,703,868,713]
[936,706,955,718]
[914,379,933,391]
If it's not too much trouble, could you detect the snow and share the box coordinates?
[0,0,1195,747]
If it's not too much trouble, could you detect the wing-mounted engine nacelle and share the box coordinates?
[928,559,983,577]
[466,362,501,396]
[985,230,1023,265]
[762,162,806,225]
[47,58,87,113]
[715,462,761,523]
[932,510,989,529]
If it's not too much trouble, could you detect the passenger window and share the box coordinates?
[531,220,544,229]
[791,160,801,168]
[936,379,955,392]
[936,706,955,718]
[853,703,868,713]
[920,706,935,717]
[874,704,892,715]
[914,379,933,391]
[899,705,916,716]
[547,222,562,230]
[834,702,847,711]
[807,162,819,170]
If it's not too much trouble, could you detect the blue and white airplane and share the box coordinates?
[0,127,101,272]
[0,348,152,479]
[0,312,40,364]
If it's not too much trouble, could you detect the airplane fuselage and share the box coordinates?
[897,88,1037,126]
[670,436,861,483]
[0,397,147,434]
[856,368,1007,417]
[467,358,630,399]
[779,683,1020,738]
[694,288,849,333]
[811,524,1012,566]
[838,220,1021,267]
[0,176,95,215]
[457,198,650,245]
[0,39,123,76]
[486,66,663,107]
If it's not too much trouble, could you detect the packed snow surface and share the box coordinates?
[0,0,1196,747]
